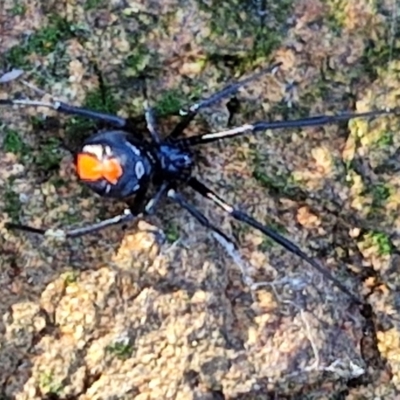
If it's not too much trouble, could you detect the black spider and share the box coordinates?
[1,62,397,304]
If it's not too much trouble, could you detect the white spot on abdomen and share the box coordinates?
[82,144,104,159]
[127,142,141,156]
[135,161,145,179]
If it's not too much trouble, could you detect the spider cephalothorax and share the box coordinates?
[2,62,399,305]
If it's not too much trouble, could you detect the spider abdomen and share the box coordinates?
[75,130,153,198]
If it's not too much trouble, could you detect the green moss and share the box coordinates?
[376,131,394,147]
[325,0,346,35]
[4,184,22,222]
[371,183,391,208]
[367,231,392,256]
[25,17,72,56]
[198,0,293,71]
[4,15,74,68]
[154,89,183,116]
[62,271,79,285]
[38,371,63,395]
[33,137,63,171]
[85,86,118,114]
[124,44,152,76]
[253,169,278,188]
[165,222,180,243]
[58,210,86,226]
[5,46,27,68]
[83,0,104,10]
[362,182,392,221]
[357,25,400,81]
[48,176,67,189]
[303,78,333,105]
[65,86,118,141]
[10,2,27,16]
[106,341,133,360]
[252,167,302,199]
[247,26,282,67]
[2,129,30,155]
[29,115,47,130]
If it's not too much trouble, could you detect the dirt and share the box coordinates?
[1,0,400,399]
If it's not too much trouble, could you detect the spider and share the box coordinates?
[1,62,397,305]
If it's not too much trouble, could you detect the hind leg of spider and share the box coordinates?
[186,177,362,304]
[5,210,137,239]
[167,188,238,247]
[166,62,282,140]
[6,183,169,239]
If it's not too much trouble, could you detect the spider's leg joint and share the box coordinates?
[271,64,281,75]
[207,193,234,213]
[167,188,175,197]
[44,228,67,240]
[123,208,133,216]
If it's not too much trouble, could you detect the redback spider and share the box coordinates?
[1,62,398,304]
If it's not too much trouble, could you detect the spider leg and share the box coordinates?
[167,188,238,247]
[125,180,151,215]
[175,108,400,146]
[186,177,363,304]
[5,210,136,239]
[6,183,169,239]
[166,62,282,140]
[143,100,161,143]
[143,182,169,214]
[128,180,169,215]
[0,98,128,128]
[141,80,161,143]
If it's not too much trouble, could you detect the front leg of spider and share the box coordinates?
[0,97,153,146]
[175,108,400,147]
[140,79,162,144]
[166,62,282,139]
[0,98,129,128]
